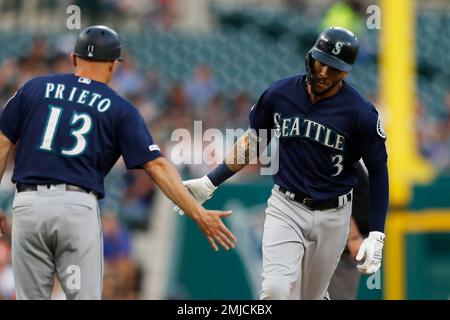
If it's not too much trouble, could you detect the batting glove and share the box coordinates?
[356,231,385,275]
[175,175,217,215]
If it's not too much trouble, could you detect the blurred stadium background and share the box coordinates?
[0,0,449,300]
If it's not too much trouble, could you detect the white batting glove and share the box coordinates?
[356,231,385,275]
[175,175,217,215]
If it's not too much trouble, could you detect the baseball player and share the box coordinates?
[0,25,236,300]
[178,27,389,299]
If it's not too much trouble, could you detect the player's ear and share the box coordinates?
[341,71,348,78]
[71,53,77,67]
[109,61,115,73]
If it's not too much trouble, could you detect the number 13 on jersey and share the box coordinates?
[38,105,93,156]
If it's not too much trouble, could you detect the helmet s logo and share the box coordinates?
[332,42,343,55]
[87,45,94,57]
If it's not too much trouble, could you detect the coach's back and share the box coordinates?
[0,73,159,198]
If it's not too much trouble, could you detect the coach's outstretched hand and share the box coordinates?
[175,175,217,215]
[196,209,236,251]
[356,231,385,274]
[144,157,235,251]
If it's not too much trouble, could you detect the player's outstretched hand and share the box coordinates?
[356,231,385,274]
[0,209,5,238]
[196,209,237,252]
[175,175,217,215]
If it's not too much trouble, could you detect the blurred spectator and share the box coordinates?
[184,64,219,113]
[143,0,178,32]
[430,134,450,173]
[167,81,190,116]
[102,211,139,299]
[0,241,14,300]
[75,0,124,24]
[152,81,192,139]
[202,93,229,129]
[417,98,440,159]
[145,69,167,110]
[111,53,146,98]
[231,91,252,128]
[17,36,51,82]
[424,89,450,173]
[103,211,133,260]
[74,0,103,23]
[130,92,160,124]
[320,0,365,36]
[0,59,20,106]
[48,52,72,74]
[121,170,157,231]
[441,89,450,132]
[0,153,15,214]
[319,0,379,63]
[101,160,128,213]
[283,0,308,12]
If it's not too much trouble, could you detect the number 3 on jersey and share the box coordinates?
[331,154,344,176]
[38,105,92,156]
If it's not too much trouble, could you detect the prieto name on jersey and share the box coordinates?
[44,82,111,113]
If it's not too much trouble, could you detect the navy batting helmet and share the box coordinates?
[305,27,359,81]
[74,25,123,62]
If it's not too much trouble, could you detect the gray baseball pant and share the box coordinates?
[260,186,352,300]
[11,184,103,300]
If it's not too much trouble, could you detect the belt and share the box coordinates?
[277,186,351,211]
[16,183,99,199]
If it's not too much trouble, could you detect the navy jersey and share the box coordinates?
[0,73,162,198]
[249,74,387,200]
